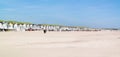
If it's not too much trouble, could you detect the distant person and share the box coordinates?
[43,29,47,34]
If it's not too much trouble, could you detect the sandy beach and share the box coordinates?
[0,31,120,57]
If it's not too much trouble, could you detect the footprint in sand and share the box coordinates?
[117,37,120,39]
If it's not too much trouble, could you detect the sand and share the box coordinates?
[0,31,120,57]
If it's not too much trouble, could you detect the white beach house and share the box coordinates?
[8,23,13,29]
[2,22,8,29]
[0,22,3,29]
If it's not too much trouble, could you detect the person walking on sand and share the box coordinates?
[43,29,47,34]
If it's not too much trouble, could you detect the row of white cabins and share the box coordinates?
[0,22,100,32]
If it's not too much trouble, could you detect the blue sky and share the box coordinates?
[0,0,120,28]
